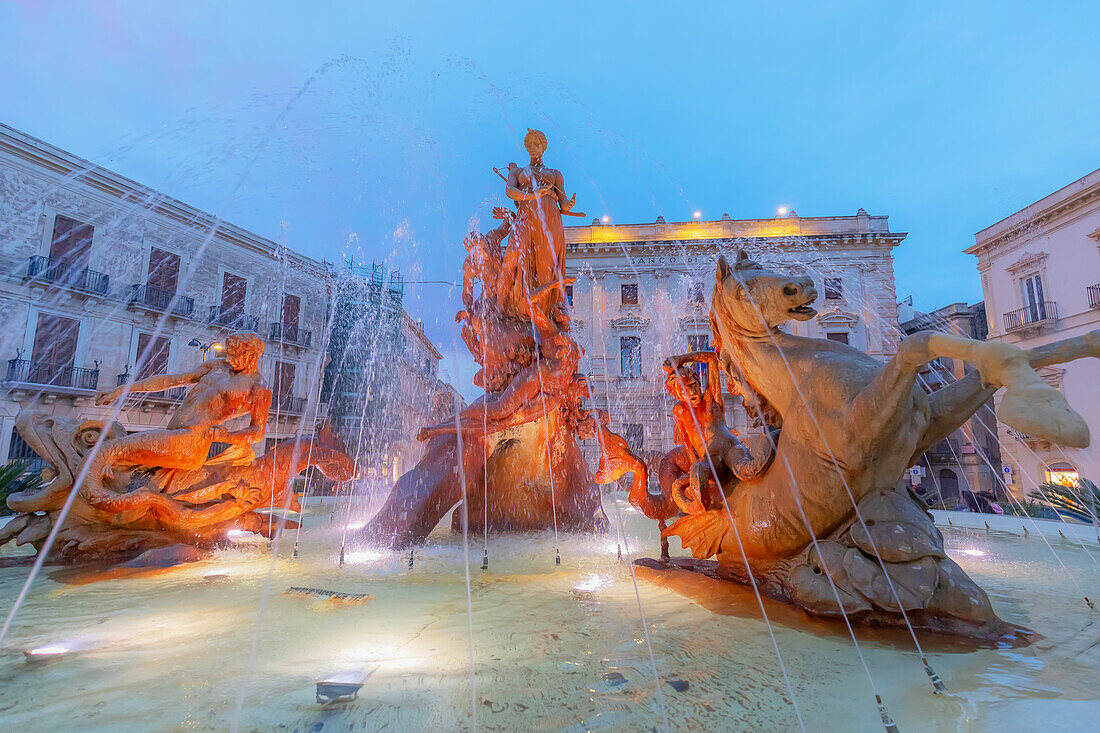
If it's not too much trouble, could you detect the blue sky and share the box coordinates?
[2,1,1098,385]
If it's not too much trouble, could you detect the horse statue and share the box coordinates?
[638,250,1100,639]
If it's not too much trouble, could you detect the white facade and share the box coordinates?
[0,123,332,464]
[966,168,1100,495]
[564,210,904,462]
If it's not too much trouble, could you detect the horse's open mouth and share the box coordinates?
[788,304,817,317]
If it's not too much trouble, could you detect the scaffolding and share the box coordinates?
[323,261,406,480]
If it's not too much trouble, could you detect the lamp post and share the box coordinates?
[187,338,223,361]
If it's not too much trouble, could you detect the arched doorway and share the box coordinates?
[938,468,960,501]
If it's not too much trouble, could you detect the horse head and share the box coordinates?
[712,250,818,335]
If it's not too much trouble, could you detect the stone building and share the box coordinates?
[966,167,1100,497]
[321,262,463,483]
[0,122,333,465]
[898,301,1003,505]
[563,210,905,463]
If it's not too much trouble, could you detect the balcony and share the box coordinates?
[270,322,312,348]
[208,305,260,332]
[1088,284,1100,309]
[128,284,194,318]
[5,358,99,392]
[115,372,187,402]
[272,394,307,414]
[1003,301,1057,333]
[24,255,109,296]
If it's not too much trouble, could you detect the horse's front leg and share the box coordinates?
[916,329,1100,456]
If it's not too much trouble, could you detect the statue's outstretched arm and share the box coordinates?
[97,362,210,405]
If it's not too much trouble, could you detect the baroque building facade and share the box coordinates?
[0,123,460,479]
[898,300,1003,506]
[0,123,333,467]
[966,167,1100,497]
[563,210,905,464]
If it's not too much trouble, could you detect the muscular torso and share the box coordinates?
[168,364,265,430]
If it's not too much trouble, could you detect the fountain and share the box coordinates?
[361,130,639,547]
[2,127,1100,732]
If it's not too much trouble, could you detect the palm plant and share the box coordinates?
[1029,478,1099,524]
[0,462,42,516]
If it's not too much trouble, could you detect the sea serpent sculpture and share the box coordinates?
[631,250,1100,639]
[1,333,355,561]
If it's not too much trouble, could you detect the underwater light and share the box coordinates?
[203,570,230,581]
[959,549,987,557]
[344,549,384,565]
[572,573,611,595]
[345,521,366,531]
[24,644,70,663]
[316,668,369,704]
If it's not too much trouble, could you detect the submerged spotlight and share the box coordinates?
[345,521,366,531]
[315,668,367,704]
[24,644,70,663]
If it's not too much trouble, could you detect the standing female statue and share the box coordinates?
[502,129,578,318]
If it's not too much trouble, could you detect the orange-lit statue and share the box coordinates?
[0,332,355,560]
[362,132,615,547]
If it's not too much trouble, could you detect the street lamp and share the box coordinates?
[188,339,223,361]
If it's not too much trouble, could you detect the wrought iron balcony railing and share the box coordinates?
[128,284,195,317]
[115,372,187,401]
[208,305,260,332]
[1088,284,1100,309]
[6,358,99,391]
[24,255,110,296]
[270,322,312,347]
[1003,301,1057,332]
[272,394,307,414]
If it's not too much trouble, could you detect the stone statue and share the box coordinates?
[501,129,581,320]
[361,132,615,548]
[1,331,355,560]
[637,250,1100,639]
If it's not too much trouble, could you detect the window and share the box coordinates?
[1045,461,1078,487]
[221,272,247,316]
[281,294,301,331]
[623,423,644,453]
[31,312,79,383]
[826,332,849,344]
[49,215,93,268]
[688,282,705,304]
[135,332,171,380]
[621,283,638,306]
[824,278,843,300]
[687,334,710,383]
[147,248,180,293]
[1020,273,1047,321]
[273,361,296,401]
[620,336,641,378]
[565,284,574,307]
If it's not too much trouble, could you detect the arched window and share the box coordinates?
[1045,461,1078,487]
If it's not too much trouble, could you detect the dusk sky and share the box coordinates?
[2,1,1098,386]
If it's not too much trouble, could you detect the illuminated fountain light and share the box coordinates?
[345,521,366,531]
[572,572,613,597]
[24,644,72,664]
[226,529,266,544]
[203,570,231,581]
[959,549,987,557]
[315,668,367,704]
[343,549,384,565]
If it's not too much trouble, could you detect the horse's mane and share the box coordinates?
[710,304,782,429]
